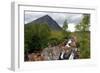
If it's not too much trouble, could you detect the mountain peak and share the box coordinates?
[37,15,53,21]
[27,15,62,31]
[44,15,50,17]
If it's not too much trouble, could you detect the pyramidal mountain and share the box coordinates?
[25,15,62,31]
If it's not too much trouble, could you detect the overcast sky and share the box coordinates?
[24,11,85,32]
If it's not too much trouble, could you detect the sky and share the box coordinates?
[24,11,85,32]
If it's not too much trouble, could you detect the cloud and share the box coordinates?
[68,23,76,32]
[67,14,84,24]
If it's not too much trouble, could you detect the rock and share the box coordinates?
[41,46,62,60]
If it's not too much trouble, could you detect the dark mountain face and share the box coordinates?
[26,15,62,31]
